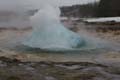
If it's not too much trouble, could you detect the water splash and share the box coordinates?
[23,4,91,50]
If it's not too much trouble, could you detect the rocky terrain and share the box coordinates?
[0,57,120,80]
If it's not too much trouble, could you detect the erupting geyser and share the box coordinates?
[23,3,96,51]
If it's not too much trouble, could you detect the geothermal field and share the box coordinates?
[0,0,120,80]
[0,17,120,80]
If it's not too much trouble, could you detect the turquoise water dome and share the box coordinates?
[23,4,96,51]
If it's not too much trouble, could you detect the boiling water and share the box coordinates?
[23,4,97,51]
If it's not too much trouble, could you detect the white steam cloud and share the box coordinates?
[0,0,99,29]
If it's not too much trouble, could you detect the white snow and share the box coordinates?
[84,17,120,23]
[60,17,80,21]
